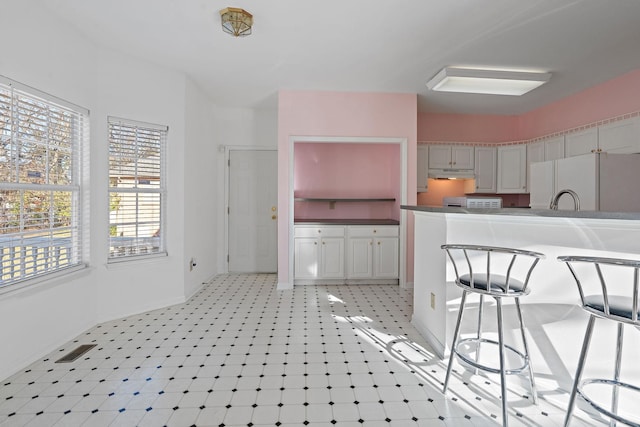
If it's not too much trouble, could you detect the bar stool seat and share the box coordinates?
[558,255,640,427]
[441,244,545,427]
[583,294,640,320]
[459,274,526,294]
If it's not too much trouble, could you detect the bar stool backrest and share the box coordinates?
[558,255,640,326]
[442,244,545,296]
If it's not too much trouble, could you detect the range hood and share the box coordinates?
[428,169,475,179]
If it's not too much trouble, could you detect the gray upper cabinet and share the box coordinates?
[526,141,544,193]
[598,116,640,154]
[544,135,565,160]
[565,128,598,157]
[473,146,497,193]
[428,145,474,170]
[417,145,428,193]
[497,145,527,193]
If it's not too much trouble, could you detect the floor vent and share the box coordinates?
[55,344,97,363]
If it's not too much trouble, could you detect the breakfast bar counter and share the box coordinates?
[401,205,640,398]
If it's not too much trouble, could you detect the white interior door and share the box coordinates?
[228,149,277,272]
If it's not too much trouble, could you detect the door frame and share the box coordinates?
[288,136,408,288]
[224,146,278,273]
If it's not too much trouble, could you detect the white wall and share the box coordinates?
[184,78,219,297]
[0,0,101,382]
[90,48,188,322]
[212,106,278,273]
[0,0,223,380]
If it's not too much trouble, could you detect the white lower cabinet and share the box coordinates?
[372,237,399,278]
[346,237,373,278]
[319,237,345,278]
[347,226,399,281]
[295,224,398,284]
[294,226,345,281]
[294,237,319,279]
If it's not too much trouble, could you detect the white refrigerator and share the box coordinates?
[529,152,640,211]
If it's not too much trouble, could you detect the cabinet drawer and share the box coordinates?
[348,226,398,238]
[295,226,345,238]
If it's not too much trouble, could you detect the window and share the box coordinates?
[108,117,166,260]
[0,76,87,289]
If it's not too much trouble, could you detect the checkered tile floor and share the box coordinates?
[0,274,601,426]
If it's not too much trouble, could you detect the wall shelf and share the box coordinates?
[294,198,396,202]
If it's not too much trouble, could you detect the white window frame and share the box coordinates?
[0,75,88,291]
[107,116,167,262]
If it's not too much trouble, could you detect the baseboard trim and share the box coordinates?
[411,314,445,360]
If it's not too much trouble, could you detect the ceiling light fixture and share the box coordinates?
[426,67,551,96]
[220,7,253,37]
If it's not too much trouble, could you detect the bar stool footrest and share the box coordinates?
[577,378,640,427]
[454,337,529,375]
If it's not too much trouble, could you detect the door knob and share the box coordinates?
[271,206,277,212]
[271,215,277,220]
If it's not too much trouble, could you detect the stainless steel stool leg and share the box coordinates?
[564,315,596,427]
[476,294,484,375]
[611,322,624,427]
[515,297,538,404]
[443,290,468,393]
[496,297,509,427]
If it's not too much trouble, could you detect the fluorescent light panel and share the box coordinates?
[427,67,551,96]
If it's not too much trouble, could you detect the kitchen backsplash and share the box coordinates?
[417,179,530,207]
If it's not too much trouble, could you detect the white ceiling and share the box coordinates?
[38,0,640,115]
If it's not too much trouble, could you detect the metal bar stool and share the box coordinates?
[441,244,545,427]
[558,255,640,427]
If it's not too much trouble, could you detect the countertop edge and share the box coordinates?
[400,205,640,221]
[294,219,400,226]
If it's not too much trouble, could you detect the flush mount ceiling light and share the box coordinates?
[220,7,253,37]
[426,67,551,96]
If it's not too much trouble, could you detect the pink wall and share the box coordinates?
[518,69,640,139]
[294,143,400,220]
[418,113,519,142]
[278,70,640,287]
[418,70,640,142]
[416,70,640,207]
[278,90,417,287]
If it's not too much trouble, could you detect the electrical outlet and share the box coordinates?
[430,292,436,309]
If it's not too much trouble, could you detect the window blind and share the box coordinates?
[0,76,87,288]
[108,117,167,260]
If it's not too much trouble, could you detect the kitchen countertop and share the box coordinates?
[401,205,640,221]
[294,218,400,226]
